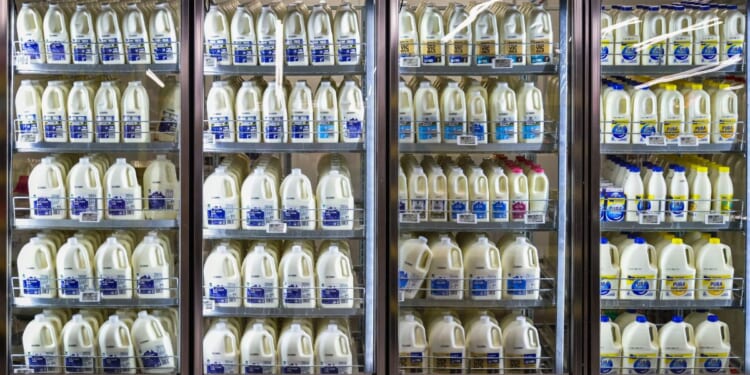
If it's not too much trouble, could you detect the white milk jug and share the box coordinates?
[308,5,334,66]
[17,3,45,63]
[600,237,620,299]
[68,157,103,220]
[398,167,408,214]
[29,157,67,219]
[659,84,685,144]
[24,314,61,372]
[428,315,466,373]
[502,237,541,299]
[722,5,745,61]
[466,86,488,143]
[97,4,125,64]
[690,166,712,222]
[42,82,67,142]
[600,7,613,65]
[281,246,315,308]
[604,84,631,143]
[484,164,509,222]
[67,81,94,142]
[318,170,354,229]
[123,4,151,64]
[501,5,527,65]
[464,237,502,300]
[56,237,94,298]
[694,6,721,65]
[427,237,463,300]
[43,4,71,64]
[668,165,689,222]
[712,84,739,143]
[131,311,175,372]
[713,166,733,220]
[231,6,257,66]
[527,5,553,65]
[150,3,178,64]
[504,316,541,371]
[203,166,240,229]
[71,5,97,64]
[621,315,658,374]
[316,80,340,142]
[339,80,364,142]
[399,7,418,65]
[278,324,314,374]
[315,324,352,374]
[659,238,696,299]
[122,81,150,143]
[529,166,549,213]
[398,236,432,299]
[613,6,640,65]
[236,81,262,142]
[441,82,467,143]
[695,315,731,373]
[419,5,445,66]
[317,245,354,307]
[281,169,316,229]
[263,81,288,143]
[446,5,471,66]
[466,315,503,373]
[508,167,528,221]
[446,166,469,221]
[207,81,235,142]
[668,6,693,65]
[289,80,314,142]
[143,155,178,220]
[257,5,280,66]
[632,87,658,144]
[284,6,309,66]
[17,238,57,298]
[334,3,361,65]
[640,6,666,65]
[241,168,279,230]
[132,236,171,298]
[241,323,276,373]
[205,6,230,65]
[685,84,711,144]
[95,81,121,142]
[518,82,544,143]
[15,79,42,143]
[62,314,96,373]
[490,82,518,143]
[399,314,427,372]
[415,81,441,143]
[696,238,734,300]
[99,315,136,374]
[659,316,696,374]
[423,161,447,222]
[204,246,241,307]
[600,316,622,374]
[474,9,499,65]
[105,158,143,220]
[620,238,657,299]
[243,245,279,307]
[203,322,239,374]
[96,237,133,299]
[466,166,489,221]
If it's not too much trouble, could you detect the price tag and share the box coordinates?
[524,212,546,225]
[14,367,33,374]
[705,214,726,225]
[401,56,420,68]
[15,54,30,66]
[457,135,478,146]
[203,299,216,312]
[204,56,217,68]
[79,290,100,303]
[398,291,406,302]
[267,221,288,234]
[79,212,101,223]
[457,213,478,224]
[399,212,420,224]
[19,133,37,144]
[493,57,513,69]
[678,135,698,147]
[646,135,666,146]
[203,132,215,145]
[638,213,661,225]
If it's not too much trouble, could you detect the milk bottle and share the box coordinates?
[263,81,288,143]
[659,316,696,374]
[469,9,496,66]
[96,237,133,298]
[440,82,466,143]
[242,245,279,307]
[619,238,657,299]
[722,5,745,61]
[528,5,553,64]
[399,313,427,372]
[97,4,125,64]
[712,84,739,143]
[280,169,315,229]
[17,237,56,298]
[315,80,339,142]
[56,237,94,297]
[668,6,693,65]
[466,166,489,221]
[659,238,696,299]
[465,86,488,143]
[711,165,734,217]
[16,79,42,143]
[278,324,314,373]
[256,5,280,66]
[621,316,659,374]
[426,237,463,300]
[284,5,308,66]
[144,155,178,220]
[43,4,70,64]
[501,237,540,299]
[504,316,541,371]
[695,315,731,373]
[529,166,549,214]
[446,5,471,66]
[131,311,175,372]
[241,168,279,230]
[446,167,469,221]
[41,82,67,142]
[99,315,136,374]
[123,3,151,64]
[24,314,61,372]
[316,245,354,307]
[204,322,239,374]
[62,314,96,373]
[463,237,502,300]
[601,7,614,66]
[508,167,528,221]
[205,6,230,65]
[204,166,240,229]
[149,3,178,64]
[132,236,171,298]
[422,160,446,222]
[399,236,432,299]
[234,80,261,142]
[660,84,685,144]
[428,315,465,373]
[518,82,544,143]
[640,6,666,65]
[94,81,120,142]
[339,80,364,142]
[489,82,518,143]
[71,5,97,64]
[668,165,689,222]
[600,238,620,299]
[399,7,418,66]
[689,166,711,222]
[17,3,45,63]
[632,88,658,144]
[695,5,720,65]
[307,5,334,66]
[67,157,103,220]
[601,316,622,374]
[318,170,354,229]
[414,81,441,143]
[334,2,361,65]
[229,6,257,66]
[604,84,631,143]
[419,5,444,66]
[289,80,314,142]
[204,246,241,307]
[105,158,143,220]
[29,157,67,219]
[685,84,712,144]
[122,81,150,143]
[67,81,94,142]
[280,245,315,308]
[240,323,276,373]
[207,81,235,142]
[501,5,527,65]
[612,6,639,65]
[696,238,734,300]
[483,164,509,222]
[465,315,502,373]
[315,324,352,373]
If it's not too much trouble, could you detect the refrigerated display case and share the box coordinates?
[388,0,571,373]
[594,1,750,374]
[192,0,384,374]
[2,0,191,374]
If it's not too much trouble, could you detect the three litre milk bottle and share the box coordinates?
[17,237,57,297]
[204,322,239,374]
[95,81,121,142]
[132,235,172,298]
[659,238,696,299]
[696,238,735,300]
[284,5,308,66]
[122,81,151,143]
[68,81,94,142]
[600,315,622,374]
[464,236,502,300]
[504,316,541,371]
[241,323,276,373]
[68,157,103,221]
[600,237,620,299]
[143,155,179,220]
[62,314,96,373]
[659,316,696,374]
[622,316,659,374]
[17,3,45,63]
[243,245,279,307]
[502,237,541,299]
[399,236,432,299]
[29,157,67,219]
[204,245,241,307]
[619,237,657,299]
[427,237,464,300]
[123,3,151,64]
[96,237,133,299]
[24,314,61,372]
[105,158,143,219]
[97,4,125,64]
[278,324,314,373]
[317,244,354,307]
[280,245,315,308]
[99,315,136,374]
[695,315,731,373]
[315,324,353,373]
[56,237,94,298]
[281,169,316,229]
[150,3,178,64]
[429,315,466,373]
[465,314,503,373]
[399,313,428,372]
[44,4,71,64]
[203,166,240,229]
[334,2,361,65]
[131,311,175,372]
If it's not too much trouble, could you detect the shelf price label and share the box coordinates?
[705,214,726,225]
[493,57,513,69]
[14,367,33,374]
[15,54,31,66]
[79,290,100,303]
[399,212,420,224]
[203,132,215,145]
[457,135,478,146]
[524,212,546,225]
[646,135,666,146]
[457,213,478,224]
[678,135,698,147]
[267,221,288,234]
[79,211,101,223]
[203,299,216,312]
[204,56,218,68]
[638,213,661,225]
[401,56,420,68]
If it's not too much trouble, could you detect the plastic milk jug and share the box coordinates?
[17,3,45,63]
[613,6,640,65]
[231,6,257,66]
[502,237,540,299]
[67,81,94,142]
[399,236,432,299]
[149,3,178,64]
[668,6,693,65]
[235,80,262,142]
[123,4,151,64]
[621,315,658,374]
[619,238,657,299]
[722,5,745,61]
[490,82,518,143]
[464,237,502,300]
[308,5,334,66]
[398,167,408,215]
[466,166,489,221]
[143,155,178,220]
[263,81,288,143]
[99,315,136,374]
[485,164,509,222]
[696,238,734,300]
[647,166,667,222]
[441,82,467,143]
[43,4,71,64]
[659,238,696,299]
[62,314,96,373]
[604,84,631,143]
[466,86,488,143]
[504,316,541,371]
[205,6,230,65]
[659,84,685,144]
[501,5,527,65]
[132,236,171,298]
[427,237,464,300]
[289,80,314,142]
[601,7,613,65]
[242,245,279,307]
[339,80,364,142]
[415,81,441,143]
[278,324,314,373]
[42,82,68,142]
[659,316,696,374]
[641,6,667,65]
[96,237,133,299]
[317,170,354,229]
[668,166,689,222]
[241,323,276,373]
[473,9,498,66]
[280,245,315,308]
[16,79,42,143]
[399,314,428,372]
[204,166,240,229]
[690,166,712,222]
[695,315,731,373]
[527,5,553,64]
[399,7,418,65]
[419,5,445,66]
[685,84,711,144]
[280,169,315,229]
[68,157,103,221]
[97,4,125,64]
[600,238,620,299]
[518,82,544,143]
[334,3,361,65]
[601,316,622,374]
[316,80,340,142]
[207,81,235,142]
[131,311,175,372]
[29,157,67,219]
[423,161,447,221]
[446,5,471,66]
[284,6,309,66]
[447,167,469,221]
[204,322,239,374]
[17,238,57,298]
[105,158,143,219]
[632,88,658,144]
[70,5,97,64]
[24,314,61,372]
[694,6,720,65]
[466,315,503,372]
[122,81,150,142]
[315,324,352,373]
[529,167,549,214]
[712,84,739,143]
[204,246,241,307]
[241,168,279,230]
[508,167,528,221]
[95,81,121,142]
[428,315,466,373]
[257,5,280,66]
[56,237,94,298]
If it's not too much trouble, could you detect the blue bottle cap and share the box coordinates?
[636,315,648,323]
[601,237,609,244]
[635,237,646,244]
[707,315,719,323]
[602,315,611,323]
[672,316,684,323]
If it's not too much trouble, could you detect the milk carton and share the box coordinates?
[62,314,96,373]
[712,84,739,143]
[315,80,340,142]
[204,246,241,307]
[415,81,441,143]
[278,324,314,373]
[43,4,71,63]
[399,236,432,299]
[504,316,541,371]
[721,5,745,61]
[428,315,466,373]
[17,3,45,63]
[619,238,657,299]
[284,5,309,65]
[289,81,314,142]
[105,158,143,220]
[501,5,527,65]
[204,166,240,229]
[99,315,136,374]
[131,311,175,372]
[257,5,280,66]
[68,157,103,220]
[659,238,696,299]
[600,238,620,299]
[527,5,553,64]
[16,79,43,143]
[280,245,315,308]
[97,4,125,64]
[622,315,658,374]
[204,322,239,374]
[501,237,540,299]
[29,157,67,219]
[24,314,61,373]
[263,81,288,143]
[518,82,544,143]
[339,80,364,142]
[696,238,734,300]
[600,316,622,374]
[668,6,693,65]
[446,5,471,66]
[132,236,171,298]
[241,323,276,373]
[659,316,696,374]
[419,5,445,66]
[695,315,731,373]
[122,81,150,143]
[280,169,315,229]
[123,3,151,64]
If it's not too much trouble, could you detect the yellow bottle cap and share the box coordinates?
[664,84,677,90]
[719,83,732,90]
[709,238,721,244]
[672,238,683,244]
[690,83,704,90]
[719,166,730,173]
[697,166,708,173]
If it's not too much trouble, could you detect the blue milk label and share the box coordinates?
[700,41,719,63]
[621,44,638,62]
[123,115,144,139]
[430,199,446,221]
[430,278,450,296]
[492,200,508,220]
[22,276,44,295]
[71,195,95,216]
[318,114,336,140]
[321,284,348,305]
[206,362,226,374]
[522,115,541,141]
[604,189,626,222]
[108,196,128,216]
[470,276,499,297]
[672,41,691,63]
[141,346,170,368]
[246,282,274,304]
[629,278,651,296]
[600,280,612,296]
[345,117,362,140]
[237,115,259,140]
[610,120,628,141]
[667,357,688,374]
[18,113,39,142]
[148,191,167,210]
[60,277,81,295]
[28,355,50,371]
[600,358,614,374]
[100,276,126,296]
[507,276,528,295]
[153,37,174,61]
[337,38,358,63]
[103,356,123,373]
[398,270,409,289]
[65,355,88,372]
[22,39,41,60]
[137,275,157,294]
[399,199,406,214]
[322,206,343,227]
[264,115,283,140]
[450,201,467,219]
[281,365,302,374]
[159,109,178,137]
[246,208,266,227]
[258,40,275,64]
[73,38,93,62]
[69,115,90,139]
[282,208,302,226]
[647,44,665,64]
[444,113,463,141]
[48,41,67,61]
[291,114,311,139]
[96,115,117,139]
[33,197,53,216]
[43,115,64,140]
[632,358,653,374]
[727,40,743,59]
[207,206,228,225]
[472,200,488,220]
[285,38,305,63]
[702,357,724,373]
[283,282,312,304]
[126,37,147,61]
[207,38,228,62]
[668,196,687,220]
[472,122,487,142]
[310,39,331,63]
[209,285,229,303]
[100,37,121,62]
[210,115,231,140]
[418,115,438,141]
[411,199,427,220]
[601,45,610,61]
[245,364,266,374]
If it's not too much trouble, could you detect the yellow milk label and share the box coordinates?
[421,41,443,64]
[720,194,733,212]
[469,352,501,373]
[433,352,464,371]
[507,354,538,371]
[400,351,424,373]
[503,39,523,62]
[530,38,551,63]
[663,120,682,140]
[702,274,732,297]
[400,38,415,56]
[665,275,692,297]
[718,118,737,140]
[476,41,497,65]
[447,40,469,64]
[691,118,710,141]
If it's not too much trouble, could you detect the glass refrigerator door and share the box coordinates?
[4,0,189,374]
[392,0,570,373]
[597,2,750,374]
[193,1,379,374]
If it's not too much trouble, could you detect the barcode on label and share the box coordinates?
[79,290,100,303]
[80,212,100,223]
[524,212,546,224]
[705,214,726,225]
[401,56,420,68]
[457,135,478,146]
[639,213,660,225]
[400,212,420,223]
[204,56,217,68]
[203,299,216,312]
[646,135,666,146]
[203,132,214,145]
[267,221,288,234]
[493,57,513,69]
[678,135,698,147]
[458,213,478,224]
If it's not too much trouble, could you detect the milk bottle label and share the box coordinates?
[137,272,166,295]
[697,354,728,372]
[124,114,145,139]
[286,38,305,63]
[318,114,336,140]
[492,200,508,220]
[522,113,542,141]
[701,275,732,298]
[44,114,64,140]
[148,186,175,211]
[99,272,128,296]
[73,38,94,63]
[444,112,463,141]
[495,116,515,141]
[22,274,51,295]
[233,40,254,64]
[471,276,499,297]
[322,205,351,227]
[103,350,134,372]
[344,112,363,140]
[626,355,657,374]
[259,40,275,64]
[291,113,311,139]
[600,355,618,374]
[508,355,538,370]
[664,276,693,298]
[207,203,237,226]
[65,352,94,372]
[663,119,682,142]
[507,274,539,296]
[153,37,174,62]
[264,113,284,140]
[691,118,710,142]
[338,38,358,63]
[29,354,59,372]
[398,269,422,295]
[610,118,629,142]
[434,352,463,371]
[672,38,691,64]
[431,198,447,221]
[246,204,274,227]
[283,280,312,305]
[699,39,719,64]
[637,119,658,143]
[418,115,439,141]
[22,40,42,61]
[207,360,235,374]
[237,114,258,140]
[619,38,639,64]
[726,39,744,59]
[448,40,469,64]
[451,200,467,220]
[126,37,148,61]
[18,113,39,143]
[400,38,415,58]
[600,276,617,297]
[470,352,501,370]
[601,40,612,64]
[108,193,138,216]
[283,206,311,227]
[400,353,424,372]
[476,40,496,65]
[97,114,117,140]
[411,197,427,220]
[69,115,90,140]
[718,117,737,142]
[101,38,122,62]
[430,276,461,297]
[645,43,665,65]
[310,38,330,63]
[624,276,655,297]
[504,38,524,63]
[669,195,688,220]
[32,194,64,217]
[321,282,349,305]
[472,199,488,220]
[207,280,239,303]
[421,41,442,64]
[246,278,275,304]
[210,115,231,140]
[511,199,527,221]
[49,41,67,62]
[159,108,179,137]
[71,192,98,216]
[530,37,552,64]
[60,274,88,296]
[207,38,228,62]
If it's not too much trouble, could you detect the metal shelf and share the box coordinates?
[601,64,745,76]
[601,299,741,310]
[204,142,364,154]
[13,219,178,230]
[12,297,179,309]
[204,64,365,76]
[203,306,363,317]
[601,143,745,155]
[399,142,557,154]
[600,220,744,232]
[400,221,555,232]
[400,64,557,76]
[14,63,179,75]
[14,142,179,153]
[203,228,365,240]
[400,299,553,309]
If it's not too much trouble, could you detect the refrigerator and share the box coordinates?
[387,0,572,373]
[192,0,386,374]
[2,0,191,374]
[592,1,750,374]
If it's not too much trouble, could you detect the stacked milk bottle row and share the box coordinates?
[206,77,363,143]
[28,154,179,220]
[399,154,549,222]
[22,309,176,373]
[601,3,745,66]
[601,155,735,223]
[203,239,355,308]
[600,234,735,300]
[600,77,740,144]
[15,78,180,144]
[399,77,545,144]
[399,311,542,373]
[17,230,175,299]
[204,318,354,374]
[203,154,355,230]
[601,312,732,374]
[16,2,178,65]
[204,2,360,66]
[398,234,541,301]
[398,2,553,66]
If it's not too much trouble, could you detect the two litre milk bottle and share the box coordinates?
[415,81,441,143]
[490,82,518,144]
[204,322,239,374]
[398,7,418,66]
[97,4,125,64]
[131,311,175,372]
[204,246,241,307]
[241,167,279,230]
[68,81,94,142]
[150,3,178,63]
[317,169,354,229]
[289,81,314,142]
[339,80,364,142]
[44,4,71,63]
[71,5,97,64]
[316,80,340,142]
[24,314,61,372]
[446,5,471,66]
[123,3,151,64]
[144,155,179,220]
[29,157,67,219]
[722,5,746,61]
[16,79,42,143]
[207,81,235,142]
[284,5,309,66]
[204,166,240,229]
[399,236,432,299]
[62,314,96,373]
[236,80,262,142]
[502,237,541,299]
[518,82,544,143]
[474,9,498,65]
[419,5,444,66]
[99,315,136,374]
[399,313,427,372]
[231,6,257,66]
[257,5,280,66]
[243,245,279,307]
[621,315,658,374]
[105,158,143,219]
[263,81,289,143]
[334,3,361,65]
[17,3,45,63]
[308,5,334,66]
[95,81,121,142]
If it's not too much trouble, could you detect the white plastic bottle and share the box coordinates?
[428,315,466,373]
[15,79,42,143]
[501,5,527,65]
[527,4,553,65]
[334,3,361,65]
[70,5,97,64]
[694,5,720,65]
[668,166,689,222]
[695,315,731,372]
[150,3,178,64]
[685,83,712,144]
[97,4,125,64]
[446,166,469,221]
[604,84,631,143]
[426,237,463,300]
[529,166,549,214]
[68,157,103,221]
[204,166,240,229]
[601,7,613,66]
[205,5,230,65]
[284,5,309,66]
[56,237,94,298]
[668,6,693,65]
[503,316,541,371]
[600,238,620,300]
[95,81,121,142]
[483,163,509,222]
[660,84,685,144]
[43,4,71,64]
[632,88,658,144]
[474,9,499,66]
[289,80,314,142]
[62,314,96,373]
[278,324,314,373]
[280,245,315,308]
[508,167,528,221]
[96,237,133,299]
[207,81,235,142]
[466,166,489,221]
[280,169,316,230]
[721,5,745,62]
[68,81,94,142]
[41,81,68,142]
[440,82,466,143]
[143,155,179,220]
[17,238,57,298]
[419,5,445,66]
[24,314,61,373]
[621,316,659,374]
[518,82,544,143]
[204,246,241,307]
[659,238,696,299]
[316,80,340,142]
[659,316,696,374]
[690,166,712,222]
[17,3,45,63]
[241,324,276,373]
[489,82,518,143]
[619,238,657,299]
[132,236,172,298]
[696,238,734,300]
[641,6,666,65]
[307,5,334,66]
[446,5,471,66]
[315,324,352,374]
[203,322,239,374]
[464,237,502,300]
[263,81,288,143]
[122,81,150,143]
[256,5,280,66]
[399,314,427,372]
[131,311,175,372]
[712,84,739,143]
[317,170,354,229]
[613,6,639,65]
[466,315,503,373]
[502,237,540,300]
[713,166,734,219]
[466,85,488,143]
[230,6,257,66]
[339,80,364,143]
[398,236,432,299]
[600,316,622,374]
[399,7,418,66]
[99,315,136,374]
[241,168,278,230]
[242,245,278,307]
[234,80,261,142]
[105,158,143,220]
[29,157,67,219]
[414,81,441,143]
[123,3,151,64]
